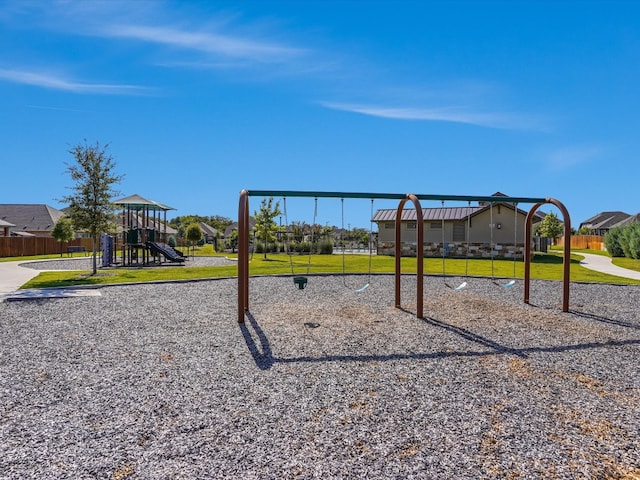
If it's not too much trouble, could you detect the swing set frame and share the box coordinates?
[237,189,572,323]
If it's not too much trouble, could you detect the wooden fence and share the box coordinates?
[558,235,605,251]
[0,237,95,258]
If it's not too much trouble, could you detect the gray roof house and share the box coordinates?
[224,219,256,238]
[0,204,66,237]
[0,218,16,237]
[611,212,640,229]
[199,222,218,243]
[372,197,546,257]
[579,211,633,235]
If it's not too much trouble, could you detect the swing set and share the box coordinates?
[439,199,523,290]
[237,190,572,323]
[340,198,375,292]
[282,197,316,290]
[281,196,375,291]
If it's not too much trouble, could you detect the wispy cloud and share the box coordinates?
[319,101,544,131]
[0,68,150,95]
[546,146,603,171]
[101,24,306,64]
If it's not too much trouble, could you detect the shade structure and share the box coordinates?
[113,193,175,211]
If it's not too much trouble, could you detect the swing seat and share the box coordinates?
[293,276,308,290]
[355,283,370,292]
[503,280,516,288]
[454,281,468,291]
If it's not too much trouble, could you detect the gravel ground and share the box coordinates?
[1,273,639,479]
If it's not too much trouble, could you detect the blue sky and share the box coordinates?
[1,1,639,229]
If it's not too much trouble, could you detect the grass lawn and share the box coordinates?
[612,256,640,271]
[553,247,640,273]
[20,251,640,289]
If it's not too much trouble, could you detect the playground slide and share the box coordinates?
[147,242,186,263]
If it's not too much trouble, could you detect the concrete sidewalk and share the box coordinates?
[574,252,640,280]
[0,260,46,296]
[0,260,103,301]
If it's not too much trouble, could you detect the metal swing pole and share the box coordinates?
[490,202,495,281]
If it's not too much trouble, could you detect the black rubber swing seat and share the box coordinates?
[293,276,308,290]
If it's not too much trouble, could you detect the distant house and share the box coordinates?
[579,211,634,235]
[0,218,16,237]
[615,213,640,228]
[0,204,66,237]
[373,194,545,258]
[116,211,179,237]
[199,222,220,249]
[224,219,256,238]
[199,222,218,242]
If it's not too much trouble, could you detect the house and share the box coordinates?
[199,222,218,243]
[0,204,66,237]
[614,213,640,228]
[224,219,256,238]
[579,211,633,235]
[0,219,16,237]
[199,222,219,250]
[373,195,545,258]
[117,211,179,238]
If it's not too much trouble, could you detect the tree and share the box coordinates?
[604,226,625,257]
[51,217,75,257]
[253,197,281,259]
[537,212,564,244]
[169,214,233,241]
[227,229,239,253]
[185,222,202,257]
[60,141,123,274]
[619,223,640,259]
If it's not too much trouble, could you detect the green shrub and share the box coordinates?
[604,227,625,257]
[620,226,633,259]
[318,240,333,254]
[297,242,311,253]
[625,223,640,259]
[167,235,177,247]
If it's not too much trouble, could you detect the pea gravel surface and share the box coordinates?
[1,273,639,479]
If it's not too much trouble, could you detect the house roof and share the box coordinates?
[11,230,36,237]
[373,207,480,222]
[612,213,640,228]
[224,219,256,237]
[0,219,16,227]
[579,211,631,230]
[113,194,175,211]
[0,204,65,232]
[373,203,544,222]
[199,222,218,236]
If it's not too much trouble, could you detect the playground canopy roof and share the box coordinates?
[113,194,174,211]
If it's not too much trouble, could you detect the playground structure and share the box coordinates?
[112,194,184,266]
[237,190,572,323]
